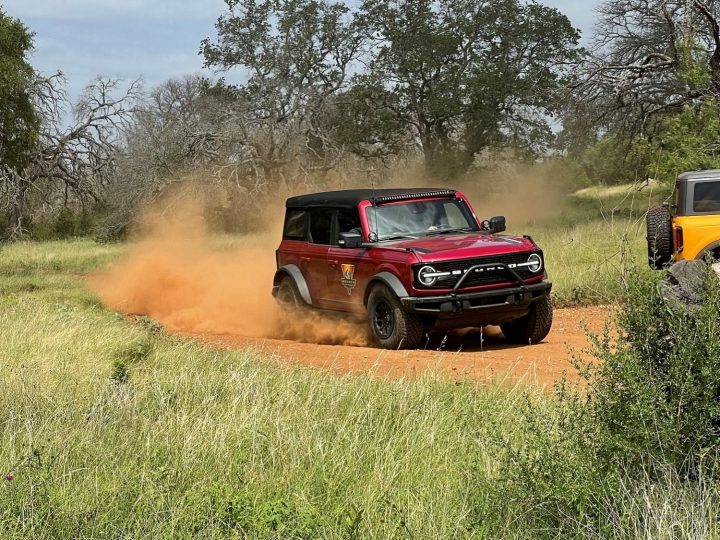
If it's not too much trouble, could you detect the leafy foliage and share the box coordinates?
[583,266,720,474]
[495,263,720,534]
[354,0,580,175]
[0,9,39,171]
[641,102,720,182]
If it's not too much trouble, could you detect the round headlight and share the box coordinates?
[527,253,542,273]
[418,266,437,286]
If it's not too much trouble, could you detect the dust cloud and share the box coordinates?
[89,196,369,347]
[90,161,571,348]
[388,158,570,227]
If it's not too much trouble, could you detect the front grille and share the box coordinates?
[415,251,542,289]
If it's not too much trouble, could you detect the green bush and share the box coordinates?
[28,208,101,241]
[583,265,720,476]
[184,484,321,538]
[489,264,720,536]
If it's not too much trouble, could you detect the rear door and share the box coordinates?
[303,207,334,307]
[277,208,307,269]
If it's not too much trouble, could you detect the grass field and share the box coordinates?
[4,182,716,538]
[1,237,718,538]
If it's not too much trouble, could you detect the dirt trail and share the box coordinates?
[89,194,609,388]
[183,305,607,387]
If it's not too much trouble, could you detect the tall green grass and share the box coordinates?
[518,182,670,306]
[0,285,531,538]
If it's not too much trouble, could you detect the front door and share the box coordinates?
[326,207,371,313]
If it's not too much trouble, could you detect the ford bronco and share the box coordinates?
[648,169,720,269]
[272,188,553,349]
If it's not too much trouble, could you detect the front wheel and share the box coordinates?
[501,295,553,345]
[367,285,424,349]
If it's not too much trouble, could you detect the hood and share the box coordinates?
[385,232,538,262]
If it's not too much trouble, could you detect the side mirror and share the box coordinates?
[339,231,363,248]
[489,216,506,233]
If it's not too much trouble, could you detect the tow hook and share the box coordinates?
[511,292,531,305]
[439,297,462,313]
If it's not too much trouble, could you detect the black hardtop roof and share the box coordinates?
[285,188,457,208]
[678,169,720,182]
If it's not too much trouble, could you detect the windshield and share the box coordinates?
[366,198,478,241]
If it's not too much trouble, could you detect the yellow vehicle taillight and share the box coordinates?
[674,226,684,254]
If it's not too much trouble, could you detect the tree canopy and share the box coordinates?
[0,9,39,171]
[201,0,580,179]
[355,0,580,175]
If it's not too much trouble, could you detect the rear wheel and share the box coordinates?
[647,206,673,269]
[276,276,303,308]
[501,295,553,345]
[367,284,424,349]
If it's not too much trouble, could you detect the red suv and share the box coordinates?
[273,188,552,349]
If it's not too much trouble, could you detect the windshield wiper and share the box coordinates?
[378,234,419,241]
[426,227,474,236]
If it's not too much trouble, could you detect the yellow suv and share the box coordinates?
[647,170,720,269]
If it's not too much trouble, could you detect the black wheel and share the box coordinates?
[367,284,424,349]
[276,276,303,308]
[647,206,673,270]
[501,294,553,345]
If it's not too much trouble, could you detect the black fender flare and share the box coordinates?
[364,271,409,306]
[695,240,720,260]
[273,264,312,305]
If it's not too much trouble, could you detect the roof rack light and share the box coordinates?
[372,190,456,205]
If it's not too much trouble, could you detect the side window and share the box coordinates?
[283,209,306,240]
[309,208,333,245]
[335,208,362,245]
[694,182,720,213]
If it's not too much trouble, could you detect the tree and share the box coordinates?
[201,0,364,189]
[640,101,720,181]
[572,0,720,136]
[0,9,40,171]
[0,76,140,237]
[352,0,580,176]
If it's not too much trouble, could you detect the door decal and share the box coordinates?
[340,264,357,295]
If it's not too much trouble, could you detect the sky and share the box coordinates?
[2,0,602,103]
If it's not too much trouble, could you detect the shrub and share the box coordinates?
[487,263,720,536]
[27,207,102,240]
[110,358,130,384]
[582,265,720,476]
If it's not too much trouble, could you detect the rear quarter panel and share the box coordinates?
[673,215,720,259]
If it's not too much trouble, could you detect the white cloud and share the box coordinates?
[3,0,226,21]
[543,0,599,37]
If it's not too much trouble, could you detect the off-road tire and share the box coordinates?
[276,276,303,308]
[647,206,673,270]
[367,284,424,349]
[501,294,553,345]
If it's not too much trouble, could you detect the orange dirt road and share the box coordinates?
[185,306,608,387]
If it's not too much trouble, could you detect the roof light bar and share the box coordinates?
[372,190,457,205]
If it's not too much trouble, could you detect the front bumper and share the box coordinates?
[400,280,552,318]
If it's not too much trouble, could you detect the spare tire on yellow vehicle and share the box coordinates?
[646,206,673,270]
